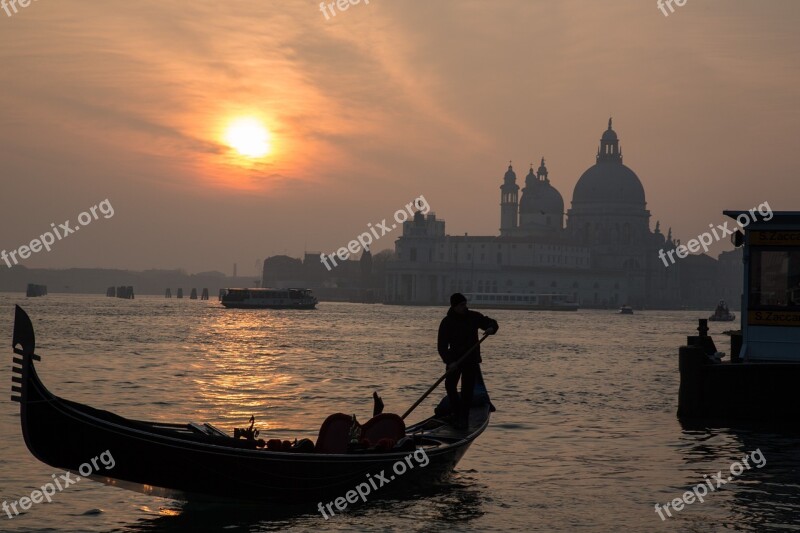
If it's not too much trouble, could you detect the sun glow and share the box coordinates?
[224,117,271,158]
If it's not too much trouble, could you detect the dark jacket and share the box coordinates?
[437,308,498,365]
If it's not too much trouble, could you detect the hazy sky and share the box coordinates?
[1,0,799,275]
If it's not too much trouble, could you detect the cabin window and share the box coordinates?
[748,248,800,309]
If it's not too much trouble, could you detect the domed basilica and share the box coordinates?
[385,120,726,308]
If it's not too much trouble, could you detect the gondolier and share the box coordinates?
[438,293,498,428]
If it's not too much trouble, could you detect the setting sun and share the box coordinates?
[224,117,271,158]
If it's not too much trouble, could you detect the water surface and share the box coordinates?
[0,295,798,532]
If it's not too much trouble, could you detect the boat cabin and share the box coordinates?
[220,287,318,309]
[727,210,800,361]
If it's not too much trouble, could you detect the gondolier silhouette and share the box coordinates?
[438,293,498,428]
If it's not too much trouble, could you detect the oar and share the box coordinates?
[400,332,491,421]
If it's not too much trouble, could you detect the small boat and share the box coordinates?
[220,288,317,309]
[708,299,735,322]
[619,305,634,314]
[463,292,579,311]
[10,306,489,504]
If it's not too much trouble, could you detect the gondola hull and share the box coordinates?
[11,306,490,504]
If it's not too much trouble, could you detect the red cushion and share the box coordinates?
[315,413,355,454]
[361,414,405,447]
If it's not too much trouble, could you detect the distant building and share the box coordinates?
[261,251,387,302]
[385,119,736,308]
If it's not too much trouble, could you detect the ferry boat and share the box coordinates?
[678,210,800,425]
[220,288,318,309]
[463,292,578,311]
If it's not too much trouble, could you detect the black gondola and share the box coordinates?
[10,306,491,504]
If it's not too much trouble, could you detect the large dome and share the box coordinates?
[572,161,645,205]
[571,119,645,206]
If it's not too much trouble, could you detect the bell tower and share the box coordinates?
[500,162,519,235]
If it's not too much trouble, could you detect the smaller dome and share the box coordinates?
[520,171,564,217]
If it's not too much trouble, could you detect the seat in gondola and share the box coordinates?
[315,413,353,453]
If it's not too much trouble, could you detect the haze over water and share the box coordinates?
[2,295,798,531]
[1,1,800,274]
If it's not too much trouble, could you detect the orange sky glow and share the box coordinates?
[1,1,799,273]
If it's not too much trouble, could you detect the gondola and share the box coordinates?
[10,306,491,504]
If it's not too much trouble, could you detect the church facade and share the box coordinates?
[385,120,687,308]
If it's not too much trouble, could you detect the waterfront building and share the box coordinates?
[385,120,710,308]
